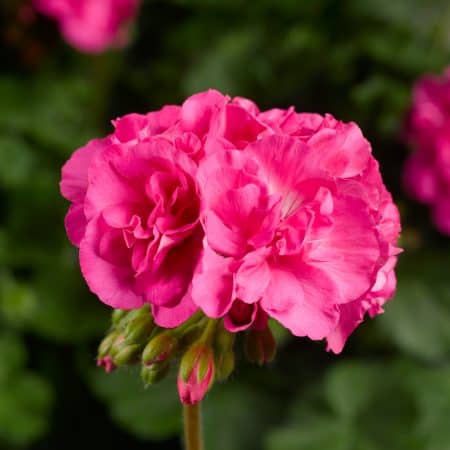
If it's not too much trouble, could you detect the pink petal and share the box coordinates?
[210,104,266,148]
[261,263,339,340]
[65,203,87,246]
[85,139,196,220]
[112,113,149,143]
[246,135,322,209]
[306,122,371,178]
[60,137,109,203]
[232,96,260,115]
[152,287,198,328]
[146,105,181,135]
[224,300,259,332]
[79,217,144,309]
[326,300,364,353]
[234,250,270,303]
[202,210,247,257]
[306,195,381,303]
[180,89,229,136]
[136,231,202,307]
[191,245,236,318]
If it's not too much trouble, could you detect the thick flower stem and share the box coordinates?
[183,402,204,450]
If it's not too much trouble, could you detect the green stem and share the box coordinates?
[200,319,217,345]
[183,402,204,450]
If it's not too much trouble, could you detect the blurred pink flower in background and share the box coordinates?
[404,68,450,235]
[61,90,401,353]
[33,0,140,53]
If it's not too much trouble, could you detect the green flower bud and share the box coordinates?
[214,323,235,353]
[114,305,151,330]
[111,309,128,327]
[141,361,171,385]
[244,327,276,366]
[97,330,121,358]
[124,315,154,345]
[112,343,141,366]
[216,350,235,382]
[178,344,215,404]
[142,331,178,365]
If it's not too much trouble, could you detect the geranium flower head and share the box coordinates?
[61,90,401,355]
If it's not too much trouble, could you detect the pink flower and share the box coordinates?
[404,68,450,235]
[61,90,401,353]
[191,110,401,353]
[60,105,202,327]
[33,0,140,53]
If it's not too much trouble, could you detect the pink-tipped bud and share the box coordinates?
[142,331,178,365]
[97,331,122,372]
[112,343,140,366]
[97,355,116,373]
[141,361,171,385]
[178,344,215,405]
[98,331,121,358]
[244,327,276,366]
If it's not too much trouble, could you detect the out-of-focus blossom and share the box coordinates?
[404,68,450,235]
[33,0,140,53]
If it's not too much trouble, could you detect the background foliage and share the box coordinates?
[1,0,449,449]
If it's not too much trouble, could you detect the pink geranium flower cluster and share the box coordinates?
[33,0,140,53]
[404,68,450,235]
[61,90,401,353]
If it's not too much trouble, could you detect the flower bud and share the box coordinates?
[124,315,154,345]
[113,305,151,330]
[97,330,121,358]
[214,323,235,353]
[244,327,276,366]
[141,361,171,386]
[178,344,215,404]
[142,331,178,365]
[111,309,128,327]
[112,343,140,366]
[215,349,235,382]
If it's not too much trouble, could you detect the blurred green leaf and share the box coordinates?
[265,360,450,450]
[0,333,26,383]
[0,333,53,447]
[28,247,108,342]
[266,419,350,450]
[183,28,266,95]
[378,252,450,361]
[85,366,181,440]
[0,272,37,327]
[0,135,35,188]
[204,381,282,450]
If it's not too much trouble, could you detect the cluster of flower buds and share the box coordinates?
[97,306,277,404]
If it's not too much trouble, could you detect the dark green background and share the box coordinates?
[1,0,450,449]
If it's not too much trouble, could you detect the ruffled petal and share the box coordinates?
[79,216,144,309]
[191,245,236,318]
[65,203,87,246]
[60,137,109,203]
